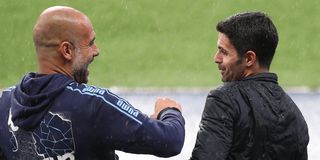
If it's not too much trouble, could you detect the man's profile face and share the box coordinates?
[214,33,246,82]
[72,22,99,84]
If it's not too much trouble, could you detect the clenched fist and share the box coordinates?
[150,97,182,119]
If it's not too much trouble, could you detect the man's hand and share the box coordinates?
[150,97,182,119]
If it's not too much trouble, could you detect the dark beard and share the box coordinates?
[73,67,88,84]
[221,57,245,82]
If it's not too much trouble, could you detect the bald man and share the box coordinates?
[0,6,185,160]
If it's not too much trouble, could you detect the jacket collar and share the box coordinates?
[241,72,278,84]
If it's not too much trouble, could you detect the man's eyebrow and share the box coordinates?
[218,46,227,53]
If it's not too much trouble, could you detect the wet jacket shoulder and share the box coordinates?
[191,73,309,160]
[0,73,185,160]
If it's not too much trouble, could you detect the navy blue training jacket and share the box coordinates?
[0,72,185,160]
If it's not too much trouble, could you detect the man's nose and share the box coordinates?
[94,46,100,57]
[213,52,221,64]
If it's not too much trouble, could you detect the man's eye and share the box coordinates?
[220,49,227,55]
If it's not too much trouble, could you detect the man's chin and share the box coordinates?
[83,77,89,84]
[221,77,231,82]
[73,70,89,84]
[75,77,88,84]
[221,78,228,82]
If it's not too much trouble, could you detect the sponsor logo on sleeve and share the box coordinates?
[116,100,139,117]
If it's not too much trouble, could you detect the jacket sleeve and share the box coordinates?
[91,89,185,157]
[190,90,234,160]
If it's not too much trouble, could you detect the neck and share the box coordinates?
[243,65,269,78]
[38,64,73,78]
[37,53,73,79]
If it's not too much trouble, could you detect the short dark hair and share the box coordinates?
[216,12,278,69]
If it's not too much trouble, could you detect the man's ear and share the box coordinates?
[244,51,257,67]
[59,41,74,61]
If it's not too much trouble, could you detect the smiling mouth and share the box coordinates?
[218,66,224,74]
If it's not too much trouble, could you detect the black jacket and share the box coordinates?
[0,73,185,160]
[190,73,309,160]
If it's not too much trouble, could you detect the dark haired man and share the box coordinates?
[0,6,185,160]
[190,12,309,160]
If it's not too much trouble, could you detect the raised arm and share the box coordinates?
[91,89,185,157]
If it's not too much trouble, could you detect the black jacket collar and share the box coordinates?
[241,73,278,84]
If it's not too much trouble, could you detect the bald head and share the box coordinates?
[33,6,92,50]
[33,6,99,83]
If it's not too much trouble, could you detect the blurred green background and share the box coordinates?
[0,0,319,89]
